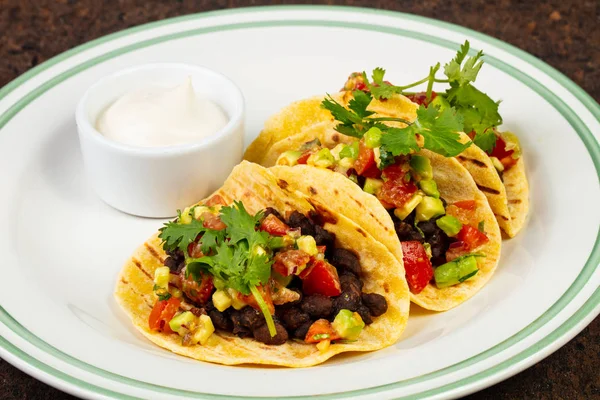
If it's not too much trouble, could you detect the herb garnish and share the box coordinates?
[326,40,503,154]
[158,202,278,337]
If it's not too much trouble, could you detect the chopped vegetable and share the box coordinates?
[259,214,290,236]
[415,196,445,222]
[434,255,479,288]
[149,297,181,333]
[401,241,434,294]
[305,319,341,343]
[300,259,342,297]
[436,215,463,237]
[332,309,365,340]
[296,235,318,256]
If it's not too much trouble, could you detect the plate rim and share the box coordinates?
[0,5,599,400]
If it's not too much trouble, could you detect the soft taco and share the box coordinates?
[270,146,501,311]
[115,161,409,367]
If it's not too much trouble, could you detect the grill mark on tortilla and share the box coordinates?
[494,214,510,221]
[334,189,339,195]
[477,184,501,195]
[509,199,522,204]
[121,278,129,285]
[356,227,367,237]
[144,243,163,262]
[457,156,487,168]
[132,258,152,280]
[307,200,338,224]
[277,179,289,189]
[383,283,390,293]
[309,186,317,195]
[332,133,340,143]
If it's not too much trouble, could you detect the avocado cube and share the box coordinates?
[276,150,303,166]
[419,179,440,198]
[436,215,463,237]
[394,194,423,220]
[297,235,318,256]
[192,315,215,345]
[153,266,170,289]
[415,196,445,222]
[364,127,382,148]
[339,142,359,160]
[363,178,384,195]
[409,155,433,180]
[434,256,479,288]
[332,309,365,340]
[308,148,335,168]
[212,290,232,312]
[169,311,196,334]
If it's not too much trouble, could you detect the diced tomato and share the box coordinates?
[260,214,290,236]
[354,140,381,178]
[406,91,437,107]
[205,195,226,207]
[149,297,181,333]
[453,200,477,211]
[300,259,342,296]
[304,319,341,343]
[381,163,409,181]
[201,212,226,230]
[180,269,214,304]
[446,204,475,226]
[401,241,434,294]
[456,225,489,250]
[187,238,204,258]
[377,178,418,209]
[488,135,512,159]
[317,245,327,254]
[239,284,275,314]
[499,155,518,169]
[273,249,312,276]
[446,241,470,262]
[297,151,312,165]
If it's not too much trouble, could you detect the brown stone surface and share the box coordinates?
[0,1,598,399]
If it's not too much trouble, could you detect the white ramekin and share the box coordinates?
[76,63,245,218]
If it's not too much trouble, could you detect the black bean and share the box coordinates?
[417,220,438,237]
[263,207,283,220]
[301,294,333,318]
[333,290,361,313]
[287,211,316,237]
[394,221,424,242]
[293,320,312,339]
[339,272,363,294]
[330,248,361,276]
[189,307,205,317]
[208,309,232,331]
[428,232,450,267]
[356,305,373,325]
[361,293,388,317]
[279,307,310,331]
[164,256,179,273]
[314,225,336,247]
[240,306,265,330]
[253,322,289,345]
[229,310,252,338]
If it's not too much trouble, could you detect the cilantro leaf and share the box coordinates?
[444,41,484,86]
[415,105,471,157]
[473,129,497,154]
[348,90,375,119]
[372,67,386,85]
[219,201,266,245]
[378,145,397,169]
[158,215,206,253]
[380,127,420,156]
[198,229,226,254]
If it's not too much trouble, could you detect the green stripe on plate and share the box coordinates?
[0,7,599,399]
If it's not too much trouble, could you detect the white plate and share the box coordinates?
[0,6,598,400]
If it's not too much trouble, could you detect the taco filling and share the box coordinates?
[277,138,490,295]
[150,196,388,348]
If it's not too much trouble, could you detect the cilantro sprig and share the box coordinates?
[322,90,470,158]
[158,202,277,337]
[344,41,503,153]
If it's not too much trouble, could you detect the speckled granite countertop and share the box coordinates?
[0,1,598,399]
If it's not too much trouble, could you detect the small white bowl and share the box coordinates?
[76,63,245,218]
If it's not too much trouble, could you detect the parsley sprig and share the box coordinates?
[347,41,502,153]
[321,90,471,158]
[158,202,277,337]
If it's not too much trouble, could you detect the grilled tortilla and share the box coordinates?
[115,161,410,367]
[271,149,502,311]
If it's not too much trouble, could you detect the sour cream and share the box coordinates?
[96,77,228,147]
